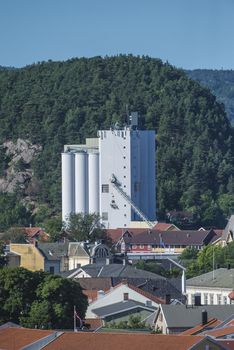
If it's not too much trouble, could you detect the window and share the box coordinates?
[102,212,108,220]
[102,184,109,193]
[123,156,126,159]
[146,300,152,307]
[224,296,227,305]
[217,294,222,305]
[132,245,137,249]
[140,245,144,249]
[123,166,126,169]
[210,294,214,305]
[123,293,129,301]
[204,293,208,305]
[49,266,55,274]
[148,245,151,250]
[123,146,126,149]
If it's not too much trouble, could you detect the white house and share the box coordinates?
[85,281,163,319]
[186,268,234,305]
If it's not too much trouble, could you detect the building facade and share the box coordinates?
[61,114,156,229]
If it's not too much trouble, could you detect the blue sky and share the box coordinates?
[1,0,234,69]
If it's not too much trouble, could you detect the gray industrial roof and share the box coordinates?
[160,305,234,328]
[187,268,234,289]
[92,300,156,318]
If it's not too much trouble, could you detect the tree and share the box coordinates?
[44,215,63,242]
[1,227,26,243]
[180,247,199,260]
[21,274,87,329]
[64,213,109,244]
[0,267,88,328]
[0,241,7,267]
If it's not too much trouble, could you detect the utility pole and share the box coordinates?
[74,305,77,332]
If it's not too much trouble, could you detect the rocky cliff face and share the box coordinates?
[0,139,42,194]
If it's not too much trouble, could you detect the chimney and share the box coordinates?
[97,290,105,299]
[202,309,208,325]
[194,294,201,306]
[165,294,171,304]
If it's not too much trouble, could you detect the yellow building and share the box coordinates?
[10,243,44,271]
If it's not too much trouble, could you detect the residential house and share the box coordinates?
[107,223,179,249]
[10,243,45,271]
[9,241,111,273]
[186,268,234,306]
[121,229,218,256]
[219,215,234,247]
[85,280,164,319]
[154,304,234,334]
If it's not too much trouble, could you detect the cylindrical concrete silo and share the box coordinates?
[62,152,75,222]
[75,151,88,213]
[88,152,100,214]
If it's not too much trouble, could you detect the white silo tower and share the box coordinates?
[75,151,88,213]
[88,151,100,214]
[62,152,75,222]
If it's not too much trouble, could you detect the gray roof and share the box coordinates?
[79,263,166,279]
[68,242,89,257]
[38,242,68,261]
[160,305,234,328]
[92,300,156,318]
[187,268,234,289]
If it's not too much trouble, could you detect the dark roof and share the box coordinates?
[187,268,234,289]
[112,277,183,301]
[92,300,156,318]
[124,230,215,246]
[37,242,69,261]
[77,277,113,291]
[79,263,166,279]
[160,305,234,328]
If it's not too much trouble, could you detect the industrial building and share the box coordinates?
[61,113,156,229]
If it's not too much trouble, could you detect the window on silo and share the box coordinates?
[102,184,109,193]
[102,212,108,220]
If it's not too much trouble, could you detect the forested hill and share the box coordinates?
[186,69,234,125]
[0,55,233,229]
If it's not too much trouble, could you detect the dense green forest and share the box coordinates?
[186,69,234,125]
[0,55,233,229]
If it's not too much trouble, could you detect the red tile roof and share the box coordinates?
[106,228,145,244]
[43,332,203,350]
[179,318,221,335]
[216,340,234,350]
[228,291,234,300]
[153,223,179,231]
[203,325,234,338]
[0,327,53,350]
[84,318,103,331]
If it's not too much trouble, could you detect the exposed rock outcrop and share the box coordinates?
[0,139,42,194]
